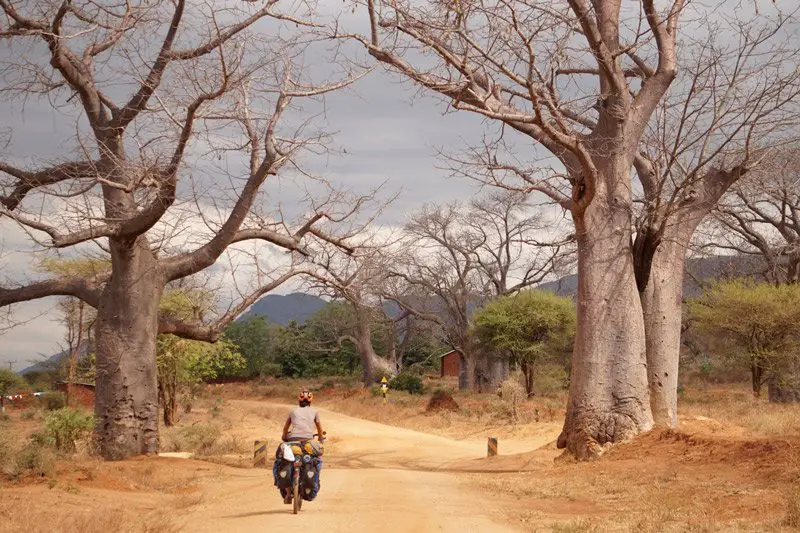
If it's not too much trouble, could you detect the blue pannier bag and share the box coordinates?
[301,458,322,501]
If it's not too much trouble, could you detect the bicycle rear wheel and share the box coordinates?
[292,474,301,514]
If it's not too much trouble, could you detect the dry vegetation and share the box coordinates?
[2,378,800,532]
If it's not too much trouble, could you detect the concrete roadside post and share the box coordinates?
[487,437,498,457]
[254,439,268,468]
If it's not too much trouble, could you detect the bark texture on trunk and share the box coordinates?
[94,238,164,460]
[641,228,692,428]
[521,362,534,397]
[751,362,764,398]
[459,352,476,391]
[158,359,178,427]
[637,168,741,428]
[480,357,509,392]
[354,313,394,386]
[558,163,653,459]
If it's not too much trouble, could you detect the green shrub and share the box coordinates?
[180,423,222,454]
[389,373,425,395]
[44,391,67,411]
[44,408,94,452]
[20,409,37,421]
[533,364,569,396]
[28,430,56,448]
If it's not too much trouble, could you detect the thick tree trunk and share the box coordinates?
[521,362,534,397]
[637,169,740,428]
[94,239,164,460]
[354,314,394,386]
[640,229,692,428]
[483,357,508,392]
[558,164,653,459]
[751,362,764,398]
[459,352,476,391]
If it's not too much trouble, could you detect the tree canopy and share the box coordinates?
[472,290,575,395]
[687,280,800,398]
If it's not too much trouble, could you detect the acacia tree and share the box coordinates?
[387,192,565,390]
[157,288,244,426]
[472,290,576,396]
[687,280,800,399]
[0,1,360,459]
[351,0,799,453]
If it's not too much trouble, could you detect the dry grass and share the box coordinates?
[5,380,800,532]
[319,385,566,442]
[680,385,800,437]
[0,498,183,533]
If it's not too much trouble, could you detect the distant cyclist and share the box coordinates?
[282,389,324,443]
[274,389,325,504]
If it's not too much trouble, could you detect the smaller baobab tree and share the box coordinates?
[387,191,569,390]
[302,229,400,385]
[0,1,363,459]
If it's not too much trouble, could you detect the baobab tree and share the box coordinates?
[352,0,687,456]
[387,192,567,390]
[0,1,360,459]
[302,230,400,385]
[464,13,800,427]
[350,0,799,455]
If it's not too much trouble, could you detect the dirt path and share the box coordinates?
[175,400,553,532]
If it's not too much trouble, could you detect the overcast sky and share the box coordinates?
[0,0,794,371]
[0,5,494,370]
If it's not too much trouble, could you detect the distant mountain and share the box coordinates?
[237,292,327,325]
[537,254,767,298]
[19,340,90,376]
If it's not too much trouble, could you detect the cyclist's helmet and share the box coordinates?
[298,389,313,403]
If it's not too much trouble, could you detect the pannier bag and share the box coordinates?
[272,441,323,500]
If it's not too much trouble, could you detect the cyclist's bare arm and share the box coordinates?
[281,418,291,441]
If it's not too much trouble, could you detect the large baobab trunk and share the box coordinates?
[485,357,509,391]
[640,228,692,428]
[458,351,477,391]
[94,239,164,460]
[354,313,394,386]
[558,165,653,459]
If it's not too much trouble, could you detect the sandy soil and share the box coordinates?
[171,400,559,532]
[2,395,799,533]
[0,399,556,533]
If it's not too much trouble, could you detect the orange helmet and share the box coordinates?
[299,389,313,403]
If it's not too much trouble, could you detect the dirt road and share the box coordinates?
[175,401,553,532]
